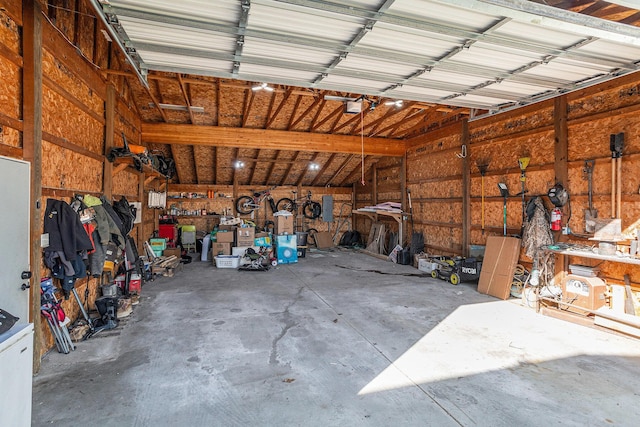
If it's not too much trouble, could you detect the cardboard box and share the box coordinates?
[236,227,255,247]
[275,214,294,235]
[477,236,521,300]
[215,230,235,243]
[315,231,333,249]
[418,259,439,274]
[211,242,231,256]
[163,247,181,257]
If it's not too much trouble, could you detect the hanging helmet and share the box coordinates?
[548,183,569,207]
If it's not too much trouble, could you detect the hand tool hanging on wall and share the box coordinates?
[477,161,490,235]
[610,133,624,218]
[498,183,509,236]
[518,157,530,228]
[583,160,597,233]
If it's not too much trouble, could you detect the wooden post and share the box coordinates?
[372,165,378,206]
[553,96,569,187]
[103,85,116,198]
[138,171,145,251]
[23,0,43,372]
[461,120,471,258]
[554,95,569,276]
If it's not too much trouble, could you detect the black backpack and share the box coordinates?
[113,196,137,235]
[339,230,361,247]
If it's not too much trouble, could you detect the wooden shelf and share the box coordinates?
[112,157,168,178]
[544,247,640,266]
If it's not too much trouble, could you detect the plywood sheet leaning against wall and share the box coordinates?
[406,122,464,255]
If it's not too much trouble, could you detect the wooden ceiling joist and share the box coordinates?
[141,124,406,156]
[280,152,299,186]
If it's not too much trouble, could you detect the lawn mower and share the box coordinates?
[431,257,483,285]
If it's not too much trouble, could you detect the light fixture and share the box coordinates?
[234,160,245,169]
[384,100,403,107]
[309,163,320,171]
[252,82,274,92]
[148,103,205,113]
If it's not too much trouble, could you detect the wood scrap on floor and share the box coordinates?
[151,255,183,277]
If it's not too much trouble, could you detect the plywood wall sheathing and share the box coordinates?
[112,169,140,199]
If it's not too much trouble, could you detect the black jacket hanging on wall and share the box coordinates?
[44,199,94,260]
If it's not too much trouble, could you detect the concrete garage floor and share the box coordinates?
[33,249,640,426]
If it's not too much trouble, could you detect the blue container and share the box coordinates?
[276,234,298,264]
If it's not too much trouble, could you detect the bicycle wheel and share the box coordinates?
[276,197,295,212]
[236,196,254,214]
[303,201,322,219]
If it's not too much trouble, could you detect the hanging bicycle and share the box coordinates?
[276,190,322,219]
[235,186,278,215]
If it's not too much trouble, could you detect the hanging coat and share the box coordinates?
[44,199,93,261]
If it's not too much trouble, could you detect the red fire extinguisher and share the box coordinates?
[550,207,562,231]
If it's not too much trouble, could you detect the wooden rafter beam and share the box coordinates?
[290,96,322,130]
[339,155,377,186]
[266,89,292,129]
[142,124,405,156]
[388,110,425,138]
[231,147,239,184]
[379,109,425,138]
[327,154,354,186]
[311,153,336,186]
[280,152,299,186]
[335,109,370,134]
[248,149,260,184]
[309,99,327,130]
[192,146,200,184]
[311,105,344,131]
[150,77,169,122]
[297,152,319,186]
[287,96,303,129]
[401,107,440,136]
[177,73,195,124]
[264,89,277,128]
[242,90,255,127]
[264,150,280,185]
[238,157,295,164]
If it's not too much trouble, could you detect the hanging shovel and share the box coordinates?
[583,160,597,233]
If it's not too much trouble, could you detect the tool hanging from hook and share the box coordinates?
[610,133,624,219]
[583,159,597,233]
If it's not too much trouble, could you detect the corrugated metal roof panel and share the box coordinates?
[238,64,319,81]
[119,16,236,51]
[334,55,420,79]
[242,39,336,65]
[140,51,231,73]
[492,20,587,48]
[249,2,365,43]
[100,0,640,113]
[110,0,240,23]
[390,0,498,31]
